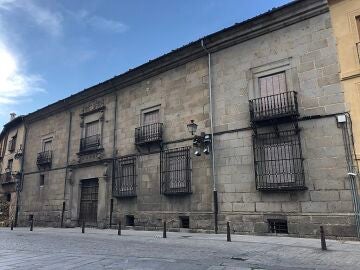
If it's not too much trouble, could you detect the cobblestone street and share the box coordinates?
[0,227,360,269]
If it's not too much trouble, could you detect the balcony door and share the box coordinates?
[143,109,159,126]
[259,72,288,116]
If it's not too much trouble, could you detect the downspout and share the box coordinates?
[339,113,360,238]
[62,110,72,227]
[201,39,218,234]
[15,118,27,227]
[110,93,118,227]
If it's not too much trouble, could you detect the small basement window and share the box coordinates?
[268,219,288,234]
[40,175,45,187]
[126,215,135,226]
[179,216,190,228]
[6,193,11,202]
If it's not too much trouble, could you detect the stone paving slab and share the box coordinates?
[0,227,359,269]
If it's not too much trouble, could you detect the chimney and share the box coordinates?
[10,113,16,121]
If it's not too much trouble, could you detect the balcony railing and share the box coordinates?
[135,123,163,145]
[253,129,306,191]
[113,156,137,198]
[249,91,299,123]
[37,150,52,167]
[79,134,101,153]
[160,147,191,195]
[0,172,15,185]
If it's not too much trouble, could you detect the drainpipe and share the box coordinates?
[201,39,218,234]
[15,118,27,227]
[338,113,360,238]
[63,110,73,227]
[110,93,118,227]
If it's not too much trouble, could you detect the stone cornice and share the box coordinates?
[25,0,329,123]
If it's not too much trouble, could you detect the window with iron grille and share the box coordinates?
[113,156,137,197]
[268,219,288,234]
[160,147,191,195]
[253,129,306,191]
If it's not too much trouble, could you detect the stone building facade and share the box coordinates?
[0,115,25,226]
[1,0,358,238]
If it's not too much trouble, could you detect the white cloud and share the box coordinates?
[0,42,45,107]
[0,0,63,37]
[73,9,128,33]
[88,15,128,33]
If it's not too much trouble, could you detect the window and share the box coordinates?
[160,147,191,195]
[268,219,288,234]
[143,109,159,126]
[259,72,287,97]
[8,135,16,152]
[356,16,360,38]
[253,129,306,190]
[80,120,101,152]
[7,159,13,171]
[85,120,99,137]
[179,216,190,228]
[39,175,45,187]
[125,215,135,226]
[43,140,52,152]
[113,156,137,197]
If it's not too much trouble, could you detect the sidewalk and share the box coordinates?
[0,227,359,269]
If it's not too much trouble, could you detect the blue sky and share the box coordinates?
[0,0,292,127]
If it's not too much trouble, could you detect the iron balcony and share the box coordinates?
[79,134,101,153]
[0,172,15,185]
[249,91,299,124]
[135,123,163,145]
[37,150,52,167]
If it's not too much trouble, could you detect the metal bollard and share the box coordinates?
[320,226,327,250]
[163,221,167,238]
[82,220,85,234]
[118,221,121,236]
[227,221,231,242]
[30,218,34,232]
[60,201,65,228]
[11,222,13,231]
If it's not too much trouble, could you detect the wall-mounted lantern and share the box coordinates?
[187,120,212,157]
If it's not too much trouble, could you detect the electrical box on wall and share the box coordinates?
[336,114,346,123]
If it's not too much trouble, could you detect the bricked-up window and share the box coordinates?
[113,156,137,197]
[160,147,191,195]
[253,129,306,191]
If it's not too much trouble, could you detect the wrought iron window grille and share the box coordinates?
[113,156,137,198]
[37,150,52,167]
[160,147,191,195]
[253,129,306,191]
[135,123,163,145]
[249,91,299,123]
[268,219,288,234]
[79,134,101,153]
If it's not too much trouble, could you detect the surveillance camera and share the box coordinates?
[194,150,201,156]
[203,134,212,144]
[203,146,210,155]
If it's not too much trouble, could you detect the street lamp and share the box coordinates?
[187,120,211,156]
[187,120,198,135]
